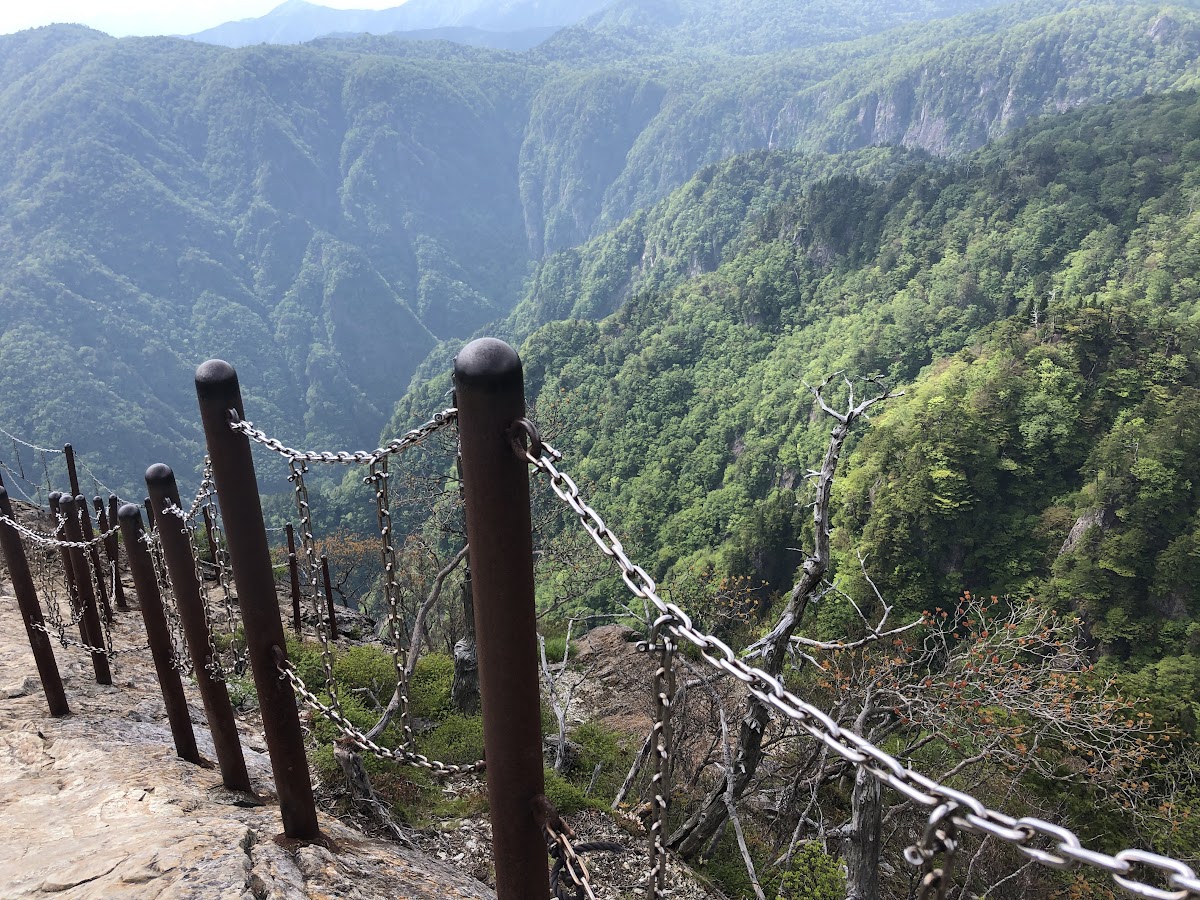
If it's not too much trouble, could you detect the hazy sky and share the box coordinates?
[0,1,405,38]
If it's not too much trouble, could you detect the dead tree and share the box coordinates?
[668,374,899,857]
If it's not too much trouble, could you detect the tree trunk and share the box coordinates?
[843,764,883,900]
[452,573,480,714]
[666,378,895,860]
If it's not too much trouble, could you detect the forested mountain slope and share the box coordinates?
[389,91,1200,733]
[0,0,1198,494]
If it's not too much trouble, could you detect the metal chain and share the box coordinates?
[230,408,457,465]
[180,457,213,523]
[143,529,194,675]
[520,436,1200,900]
[545,822,599,900]
[0,425,62,455]
[288,459,341,715]
[276,657,484,775]
[367,458,415,749]
[0,458,48,509]
[0,513,120,549]
[30,620,149,657]
[638,620,676,900]
[203,497,247,677]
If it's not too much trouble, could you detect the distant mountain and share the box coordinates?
[188,0,610,48]
[1,1,1198,496]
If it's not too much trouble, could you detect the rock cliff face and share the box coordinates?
[0,586,494,899]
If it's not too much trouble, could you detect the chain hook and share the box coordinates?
[508,417,560,463]
[905,801,961,900]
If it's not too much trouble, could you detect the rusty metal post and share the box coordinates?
[195,360,320,840]
[454,338,548,900]
[77,497,114,624]
[145,464,252,792]
[320,555,338,637]
[58,495,112,685]
[95,497,128,610]
[62,443,80,498]
[117,503,201,764]
[285,524,302,634]
[0,487,69,716]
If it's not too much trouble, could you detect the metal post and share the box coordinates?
[58,495,112,685]
[286,524,302,634]
[0,487,69,716]
[145,464,252,792]
[77,497,114,624]
[117,503,201,764]
[95,497,128,609]
[320,555,338,637]
[63,443,80,498]
[454,338,548,900]
[144,497,155,530]
[195,360,320,841]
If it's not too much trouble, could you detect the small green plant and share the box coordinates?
[777,842,846,900]
[224,674,258,711]
[333,643,396,701]
[408,653,454,719]
[420,714,485,766]
[542,768,606,815]
[540,635,577,663]
[572,720,632,801]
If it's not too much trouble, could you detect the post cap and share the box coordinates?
[145,463,176,486]
[195,359,239,400]
[454,338,523,391]
[117,503,143,524]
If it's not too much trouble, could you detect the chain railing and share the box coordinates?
[0,514,120,549]
[517,432,1200,900]
[229,408,457,465]
[275,655,484,776]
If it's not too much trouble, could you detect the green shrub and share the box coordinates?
[333,644,396,700]
[572,720,631,801]
[284,635,326,688]
[540,636,577,663]
[420,714,485,766]
[777,842,845,900]
[409,653,454,719]
[542,768,605,815]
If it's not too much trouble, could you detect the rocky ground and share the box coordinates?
[0,505,726,899]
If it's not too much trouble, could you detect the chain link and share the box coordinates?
[0,514,120,549]
[367,458,416,750]
[230,409,457,464]
[523,440,1200,900]
[0,425,62,455]
[545,822,599,900]
[276,657,483,775]
[288,460,341,716]
[638,621,676,900]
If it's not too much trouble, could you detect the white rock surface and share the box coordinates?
[0,587,494,899]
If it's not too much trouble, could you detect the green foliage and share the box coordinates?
[571,720,634,801]
[331,643,396,701]
[408,652,454,719]
[777,842,846,900]
[542,768,606,815]
[419,715,485,767]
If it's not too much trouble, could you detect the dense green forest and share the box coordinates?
[2,0,1200,494]
[4,1,1200,895]
[494,90,1200,725]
